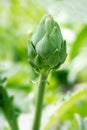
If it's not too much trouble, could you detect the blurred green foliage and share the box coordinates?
[0,0,44,61]
[0,0,87,130]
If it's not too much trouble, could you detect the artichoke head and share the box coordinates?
[28,14,67,71]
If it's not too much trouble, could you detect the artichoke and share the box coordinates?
[28,14,67,71]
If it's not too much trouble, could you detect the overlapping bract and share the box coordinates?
[28,15,67,71]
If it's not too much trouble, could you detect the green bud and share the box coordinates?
[28,14,67,71]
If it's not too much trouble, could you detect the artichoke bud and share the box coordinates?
[28,14,67,71]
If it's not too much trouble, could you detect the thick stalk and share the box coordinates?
[32,70,48,130]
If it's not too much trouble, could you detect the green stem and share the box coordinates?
[32,70,48,130]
